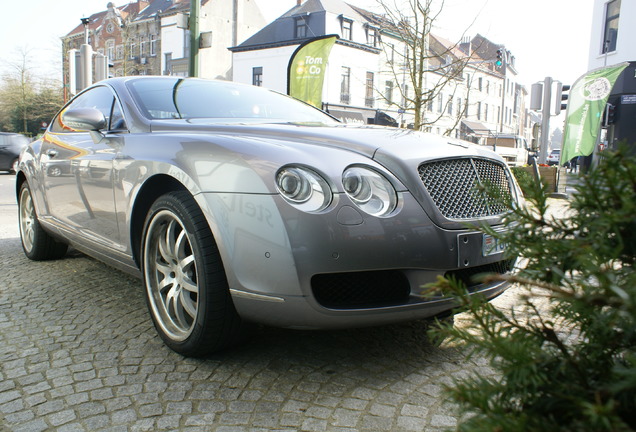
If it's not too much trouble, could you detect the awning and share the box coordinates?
[327,109,366,124]
[461,120,491,135]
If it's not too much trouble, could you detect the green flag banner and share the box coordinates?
[561,62,629,164]
[287,35,338,108]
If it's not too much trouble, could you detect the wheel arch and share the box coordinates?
[130,174,188,268]
[15,171,27,200]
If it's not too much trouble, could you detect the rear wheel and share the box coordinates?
[141,191,242,357]
[18,182,68,260]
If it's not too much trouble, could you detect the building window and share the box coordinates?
[340,67,350,104]
[447,96,453,115]
[385,80,394,105]
[341,18,352,40]
[602,0,621,53]
[367,26,379,47]
[106,40,115,61]
[295,17,308,38]
[140,38,148,57]
[164,53,172,75]
[484,103,489,122]
[150,35,157,56]
[116,45,124,60]
[386,43,395,64]
[365,72,374,108]
[478,77,483,91]
[252,67,263,86]
[129,42,137,59]
[477,101,482,120]
[437,95,443,113]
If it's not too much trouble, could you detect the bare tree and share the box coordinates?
[366,0,480,132]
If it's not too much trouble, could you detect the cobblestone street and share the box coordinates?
[0,173,571,431]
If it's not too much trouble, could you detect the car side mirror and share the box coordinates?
[62,108,106,143]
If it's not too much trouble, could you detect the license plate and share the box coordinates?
[482,233,506,256]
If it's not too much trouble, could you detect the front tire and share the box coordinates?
[141,191,242,357]
[18,182,68,260]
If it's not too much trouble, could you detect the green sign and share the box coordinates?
[287,35,338,108]
[561,62,628,164]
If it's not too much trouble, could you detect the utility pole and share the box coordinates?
[539,76,553,165]
[189,0,200,77]
[232,0,238,47]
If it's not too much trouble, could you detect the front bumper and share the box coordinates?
[199,191,513,329]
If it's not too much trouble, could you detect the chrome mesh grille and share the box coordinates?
[418,158,511,219]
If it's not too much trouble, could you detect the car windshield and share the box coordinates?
[126,78,338,125]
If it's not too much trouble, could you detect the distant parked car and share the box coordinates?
[547,149,561,166]
[0,132,30,173]
[483,134,530,167]
[16,76,522,357]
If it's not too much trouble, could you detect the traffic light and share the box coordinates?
[554,82,570,115]
[495,49,503,67]
[602,103,616,127]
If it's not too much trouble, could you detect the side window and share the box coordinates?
[110,102,126,130]
[51,86,119,133]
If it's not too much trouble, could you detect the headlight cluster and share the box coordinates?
[276,165,398,217]
[342,167,397,217]
[276,167,332,213]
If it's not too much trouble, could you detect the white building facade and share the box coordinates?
[587,0,636,149]
[588,0,635,70]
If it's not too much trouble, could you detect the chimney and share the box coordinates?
[459,37,471,56]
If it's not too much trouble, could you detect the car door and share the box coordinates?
[0,135,9,169]
[42,85,127,252]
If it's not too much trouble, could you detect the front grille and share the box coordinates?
[445,258,516,290]
[418,158,511,219]
[312,270,410,309]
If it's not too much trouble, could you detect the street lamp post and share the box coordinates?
[80,18,93,91]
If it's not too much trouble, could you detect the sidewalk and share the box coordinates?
[548,167,582,202]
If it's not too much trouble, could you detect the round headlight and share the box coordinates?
[342,167,397,217]
[278,169,310,202]
[276,167,332,212]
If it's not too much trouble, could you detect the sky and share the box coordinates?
[0,0,594,89]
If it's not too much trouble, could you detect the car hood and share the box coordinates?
[149,120,499,162]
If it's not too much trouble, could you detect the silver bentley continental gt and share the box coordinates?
[17,76,520,357]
